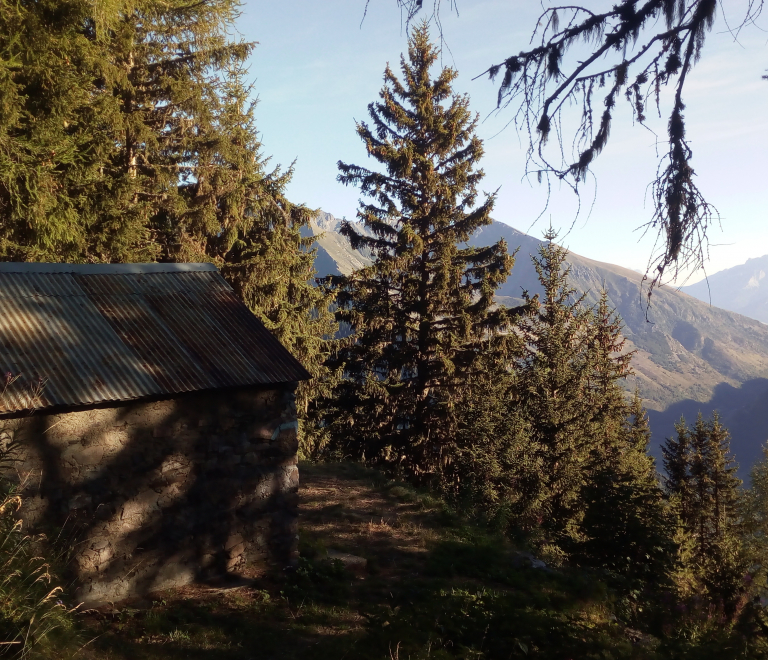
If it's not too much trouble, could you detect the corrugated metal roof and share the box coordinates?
[0,264,310,414]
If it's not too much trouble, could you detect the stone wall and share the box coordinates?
[0,386,299,607]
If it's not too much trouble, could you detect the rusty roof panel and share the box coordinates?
[0,265,309,414]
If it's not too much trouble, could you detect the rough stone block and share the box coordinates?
[225,533,244,551]
[249,423,276,440]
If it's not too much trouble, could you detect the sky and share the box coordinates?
[236,0,767,283]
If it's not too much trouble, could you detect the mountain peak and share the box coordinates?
[682,256,768,321]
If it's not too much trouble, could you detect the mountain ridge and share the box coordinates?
[681,254,768,324]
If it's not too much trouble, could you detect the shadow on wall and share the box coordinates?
[0,387,299,607]
[647,377,768,478]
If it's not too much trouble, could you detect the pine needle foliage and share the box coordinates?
[513,230,595,553]
[576,390,675,586]
[575,299,674,582]
[443,354,536,529]
[327,23,514,481]
[663,413,748,617]
[0,0,101,261]
[742,442,768,604]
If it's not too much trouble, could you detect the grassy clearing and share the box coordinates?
[42,462,686,659]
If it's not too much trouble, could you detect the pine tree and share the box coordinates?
[742,442,768,599]
[573,290,674,582]
[207,71,338,435]
[663,417,695,526]
[584,290,634,455]
[0,1,102,261]
[327,23,514,480]
[664,413,747,615]
[444,353,538,528]
[513,231,594,554]
[699,413,745,612]
[577,390,675,584]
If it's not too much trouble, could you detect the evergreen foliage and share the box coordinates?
[575,297,674,584]
[444,355,536,530]
[0,0,101,261]
[576,390,675,585]
[512,231,595,553]
[327,24,514,480]
[742,443,768,620]
[663,413,748,615]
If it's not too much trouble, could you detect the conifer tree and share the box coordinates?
[699,414,746,611]
[0,1,102,261]
[663,413,747,614]
[207,71,338,427]
[584,290,634,454]
[513,231,594,553]
[663,417,695,525]
[444,354,537,527]
[577,390,675,584]
[742,442,768,598]
[327,23,514,480]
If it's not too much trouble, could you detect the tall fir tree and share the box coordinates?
[513,231,594,555]
[576,389,675,585]
[0,0,103,261]
[663,417,695,526]
[326,23,514,480]
[443,352,537,528]
[663,413,747,615]
[584,290,634,456]
[204,70,338,431]
[742,442,768,601]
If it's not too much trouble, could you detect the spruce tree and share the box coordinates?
[577,390,675,585]
[699,413,745,612]
[742,442,768,599]
[327,23,514,480]
[0,1,102,261]
[445,353,537,528]
[664,413,747,615]
[584,290,634,455]
[663,417,695,526]
[207,71,338,431]
[570,291,674,580]
[513,231,594,554]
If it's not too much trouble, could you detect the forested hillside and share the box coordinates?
[308,213,768,470]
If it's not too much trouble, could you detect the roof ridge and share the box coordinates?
[0,263,218,274]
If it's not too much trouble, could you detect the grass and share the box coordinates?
[33,462,715,659]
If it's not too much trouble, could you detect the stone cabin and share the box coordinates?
[0,262,309,606]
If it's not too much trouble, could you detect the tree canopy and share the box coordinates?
[325,24,514,480]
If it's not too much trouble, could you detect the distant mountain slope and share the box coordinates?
[680,255,768,324]
[307,214,768,471]
[303,212,372,276]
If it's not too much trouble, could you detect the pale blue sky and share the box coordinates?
[238,0,767,283]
